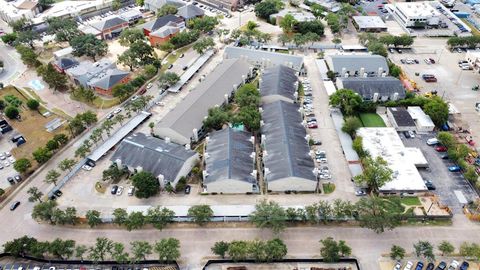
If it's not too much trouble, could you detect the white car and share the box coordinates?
[131,95,139,101]
[8,156,15,163]
[146,83,153,89]
[116,186,124,195]
[407,130,415,138]
[0,154,5,160]
[5,151,11,157]
[403,261,413,270]
[448,260,459,270]
[155,101,165,106]
[424,58,431,64]
[128,186,135,196]
[113,108,122,114]
[427,138,439,145]
[82,165,92,171]
[4,161,10,167]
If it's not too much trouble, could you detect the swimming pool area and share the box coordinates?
[28,79,44,91]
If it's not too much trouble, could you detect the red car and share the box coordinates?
[308,123,318,129]
[435,145,447,152]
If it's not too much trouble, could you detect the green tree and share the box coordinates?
[157,4,178,16]
[368,42,388,57]
[297,20,324,36]
[143,64,158,78]
[26,99,40,110]
[32,200,57,223]
[131,171,160,198]
[118,41,154,71]
[265,238,288,261]
[112,0,121,10]
[158,72,180,88]
[354,156,393,193]
[4,106,19,119]
[188,205,214,226]
[211,241,230,258]
[277,33,292,46]
[342,116,362,137]
[437,132,456,149]
[320,237,341,262]
[89,237,114,262]
[14,158,32,174]
[130,241,152,262]
[228,241,249,261]
[423,97,449,127]
[38,63,69,91]
[59,158,76,172]
[48,238,76,260]
[413,241,435,261]
[119,28,145,46]
[193,37,215,54]
[113,208,128,226]
[16,45,40,67]
[46,17,80,42]
[27,186,44,203]
[464,166,478,183]
[111,243,129,264]
[187,16,219,33]
[44,169,60,186]
[46,139,59,151]
[248,240,267,262]
[146,206,175,230]
[279,14,297,33]
[255,0,282,19]
[329,89,363,116]
[352,136,367,157]
[390,245,406,260]
[64,207,77,225]
[3,236,42,257]
[355,196,401,233]
[102,165,125,182]
[250,200,286,234]
[16,30,39,49]
[85,210,102,228]
[1,33,18,45]
[75,245,88,261]
[235,83,259,107]
[459,242,480,259]
[203,107,232,130]
[53,133,69,145]
[154,238,181,262]
[125,211,145,231]
[438,241,455,256]
[70,34,108,61]
[235,106,261,131]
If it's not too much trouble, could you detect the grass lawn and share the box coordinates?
[322,183,335,194]
[359,113,386,127]
[0,87,68,165]
[399,196,421,206]
[380,197,406,214]
[70,93,120,110]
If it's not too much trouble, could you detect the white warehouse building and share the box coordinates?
[407,106,435,132]
[390,1,441,28]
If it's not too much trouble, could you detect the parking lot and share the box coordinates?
[401,133,477,213]
[0,262,176,270]
[0,134,22,190]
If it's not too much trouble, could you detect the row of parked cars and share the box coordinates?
[111,185,135,196]
[302,79,318,129]
[394,260,469,270]
[427,137,462,172]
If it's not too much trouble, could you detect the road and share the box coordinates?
[0,20,26,85]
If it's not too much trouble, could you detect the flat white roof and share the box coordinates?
[405,147,429,166]
[353,16,387,29]
[394,1,441,17]
[32,0,112,24]
[357,127,427,192]
[53,47,73,58]
[324,80,337,96]
[408,106,435,128]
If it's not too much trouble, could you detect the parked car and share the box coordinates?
[113,108,122,114]
[355,189,367,196]
[403,131,411,138]
[429,58,436,64]
[106,113,114,120]
[10,201,20,211]
[116,186,124,195]
[54,190,63,197]
[14,175,22,183]
[435,145,447,152]
[415,262,424,270]
[312,140,322,145]
[427,138,439,145]
[448,165,461,172]
[82,165,92,171]
[403,261,414,270]
[459,261,469,270]
[436,262,447,270]
[185,185,191,194]
[424,179,436,190]
[394,262,402,270]
[308,123,318,129]
[111,185,119,195]
[128,186,135,196]
[7,176,15,185]
[440,153,449,159]
[448,260,459,270]
[131,95,139,101]
[168,64,173,69]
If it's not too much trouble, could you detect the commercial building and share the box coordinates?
[177,4,205,21]
[261,101,317,192]
[387,107,416,131]
[90,16,129,40]
[148,22,181,46]
[53,47,74,60]
[111,133,198,188]
[407,106,435,132]
[203,128,258,194]
[259,65,298,104]
[144,0,185,12]
[352,16,388,32]
[155,58,253,145]
[357,127,428,193]
[65,59,130,96]
[0,0,39,23]
[327,54,389,77]
[31,0,115,24]
[466,51,480,72]
[270,9,315,25]
[53,58,79,73]
[141,15,185,36]
[119,9,143,25]
[389,1,441,28]
[336,77,406,101]
[224,46,304,73]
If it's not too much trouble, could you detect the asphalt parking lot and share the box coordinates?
[401,133,477,213]
[0,135,21,190]
[358,0,389,16]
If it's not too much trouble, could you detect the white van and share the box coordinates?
[427,138,439,145]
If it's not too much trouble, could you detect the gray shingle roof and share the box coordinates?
[261,101,316,182]
[56,58,78,70]
[204,128,256,184]
[177,4,204,19]
[388,107,416,127]
[338,77,406,100]
[224,46,304,72]
[92,16,127,31]
[260,65,297,101]
[330,54,389,75]
[110,133,196,181]
[141,15,183,32]
[150,22,179,38]
[88,69,129,90]
[156,58,252,144]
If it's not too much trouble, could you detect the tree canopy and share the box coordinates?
[70,34,108,61]
[131,171,160,198]
[329,89,363,116]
